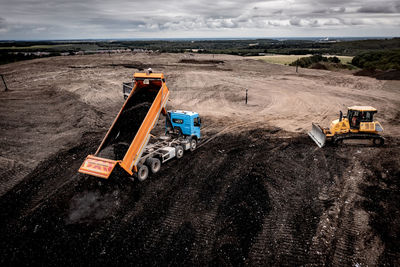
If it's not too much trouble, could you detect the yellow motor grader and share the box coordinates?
[309,106,384,148]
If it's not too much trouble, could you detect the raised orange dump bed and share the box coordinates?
[79,72,169,178]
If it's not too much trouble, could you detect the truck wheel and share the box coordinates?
[146,158,161,174]
[190,138,197,151]
[175,146,184,159]
[136,164,149,181]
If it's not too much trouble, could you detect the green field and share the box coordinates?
[250,54,353,65]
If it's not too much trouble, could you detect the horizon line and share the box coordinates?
[0,36,398,42]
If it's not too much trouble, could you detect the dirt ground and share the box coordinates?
[0,53,399,265]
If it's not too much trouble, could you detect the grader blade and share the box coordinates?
[308,123,326,148]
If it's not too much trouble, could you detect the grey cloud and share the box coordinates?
[289,18,302,26]
[0,0,399,39]
[267,20,282,27]
[312,7,346,14]
[0,17,6,29]
[86,18,146,28]
[310,20,321,27]
[357,6,397,13]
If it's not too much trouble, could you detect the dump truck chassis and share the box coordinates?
[134,136,195,181]
[140,137,192,164]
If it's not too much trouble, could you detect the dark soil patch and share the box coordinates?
[0,129,399,265]
[98,82,160,159]
[109,63,165,70]
[212,165,271,265]
[98,102,152,159]
[311,62,328,70]
[359,144,400,266]
[179,59,225,64]
[354,69,400,80]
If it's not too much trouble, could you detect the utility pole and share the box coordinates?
[1,74,8,91]
[245,89,248,104]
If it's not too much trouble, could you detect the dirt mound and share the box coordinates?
[1,129,399,265]
[375,69,400,80]
[116,103,152,142]
[110,63,165,70]
[310,62,328,70]
[98,102,152,159]
[354,69,400,80]
[358,148,400,266]
[179,59,224,64]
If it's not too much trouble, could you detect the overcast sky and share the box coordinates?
[0,0,399,40]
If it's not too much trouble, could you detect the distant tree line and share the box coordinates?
[351,50,400,70]
[1,38,399,66]
[289,55,341,68]
[0,52,61,65]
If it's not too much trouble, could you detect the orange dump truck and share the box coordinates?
[79,71,201,181]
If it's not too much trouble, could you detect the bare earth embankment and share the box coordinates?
[0,53,399,265]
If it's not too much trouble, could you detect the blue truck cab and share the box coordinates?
[167,110,201,140]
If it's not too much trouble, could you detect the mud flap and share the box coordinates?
[308,123,327,148]
[78,155,118,179]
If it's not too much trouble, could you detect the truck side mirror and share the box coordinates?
[339,111,343,122]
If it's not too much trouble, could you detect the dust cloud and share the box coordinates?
[67,190,120,224]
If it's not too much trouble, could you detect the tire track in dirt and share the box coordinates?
[305,152,360,265]
[358,143,400,266]
[1,130,399,266]
[0,158,30,197]
[307,144,400,266]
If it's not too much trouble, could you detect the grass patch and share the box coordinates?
[250,54,353,65]
[249,55,311,65]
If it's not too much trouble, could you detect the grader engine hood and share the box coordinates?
[360,121,384,132]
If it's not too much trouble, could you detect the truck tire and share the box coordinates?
[146,158,161,174]
[136,164,149,182]
[175,146,184,159]
[190,138,197,151]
